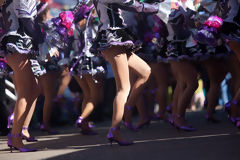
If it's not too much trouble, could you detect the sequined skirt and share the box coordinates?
[90,28,142,55]
[1,31,36,56]
[70,56,107,77]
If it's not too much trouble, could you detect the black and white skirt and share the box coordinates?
[198,44,230,61]
[90,28,142,55]
[1,31,47,77]
[1,31,36,56]
[70,55,107,77]
[165,40,202,62]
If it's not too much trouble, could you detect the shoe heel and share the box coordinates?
[9,146,13,153]
[108,139,113,146]
[75,116,84,128]
[7,114,14,129]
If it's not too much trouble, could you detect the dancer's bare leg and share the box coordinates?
[102,46,131,141]
[124,54,151,128]
[170,61,181,116]
[177,61,198,115]
[152,63,169,119]
[228,41,240,62]
[227,54,240,118]
[75,75,104,130]
[7,53,41,148]
[82,75,103,117]
[11,75,40,138]
[126,53,151,107]
[57,67,71,96]
[126,71,149,127]
[21,98,38,138]
[40,72,59,131]
[202,59,227,118]
[171,61,198,126]
[74,76,90,117]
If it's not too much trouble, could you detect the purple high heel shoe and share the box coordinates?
[224,100,240,124]
[21,127,38,142]
[236,121,240,129]
[156,112,169,122]
[172,114,196,132]
[76,116,84,128]
[123,106,139,131]
[107,127,133,146]
[166,104,173,114]
[205,114,220,123]
[7,113,14,129]
[76,116,98,135]
[123,122,138,132]
[135,118,151,130]
[168,114,174,126]
[40,124,59,135]
[7,133,37,152]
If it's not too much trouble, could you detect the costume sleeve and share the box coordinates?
[100,0,135,6]
[13,0,38,19]
[102,0,172,23]
[13,0,44,47]
[108,0,159,13]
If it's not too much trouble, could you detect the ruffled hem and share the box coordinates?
[97,40,135,52]
[6,43,32,55]
[1,34,36,56]
[71,66,106,76]
[90,29,142,55]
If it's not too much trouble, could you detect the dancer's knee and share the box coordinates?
[117,87,131,100]
[140,67,151,83]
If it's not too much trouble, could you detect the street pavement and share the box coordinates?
[0,110,240,160]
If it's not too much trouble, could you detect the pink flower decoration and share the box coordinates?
[204,16,223,29]
[67,28,74,37]
[59,12,67,21]
[61,20,72,29]
[65,11,74,23]
[211,21,221,29]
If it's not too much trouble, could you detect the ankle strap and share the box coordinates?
[9,133,21,138]
[22,126,28,130]
[232,100,238,105]
[151,88,157,94]
[9,114,14,120]
[125,105,132,111]
[110,126,120,131]
[79,116,84,120]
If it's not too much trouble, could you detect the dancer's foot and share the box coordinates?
[156,112,169,121]
[135,117,151,130]
[205,114,220,123]
[123,105,133,124]
[107,127,133,146]
[76,117,98,135]
[172,114,196,131]
[40,124,59,135]
[21,127,38,142]
[8,133,37,152]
